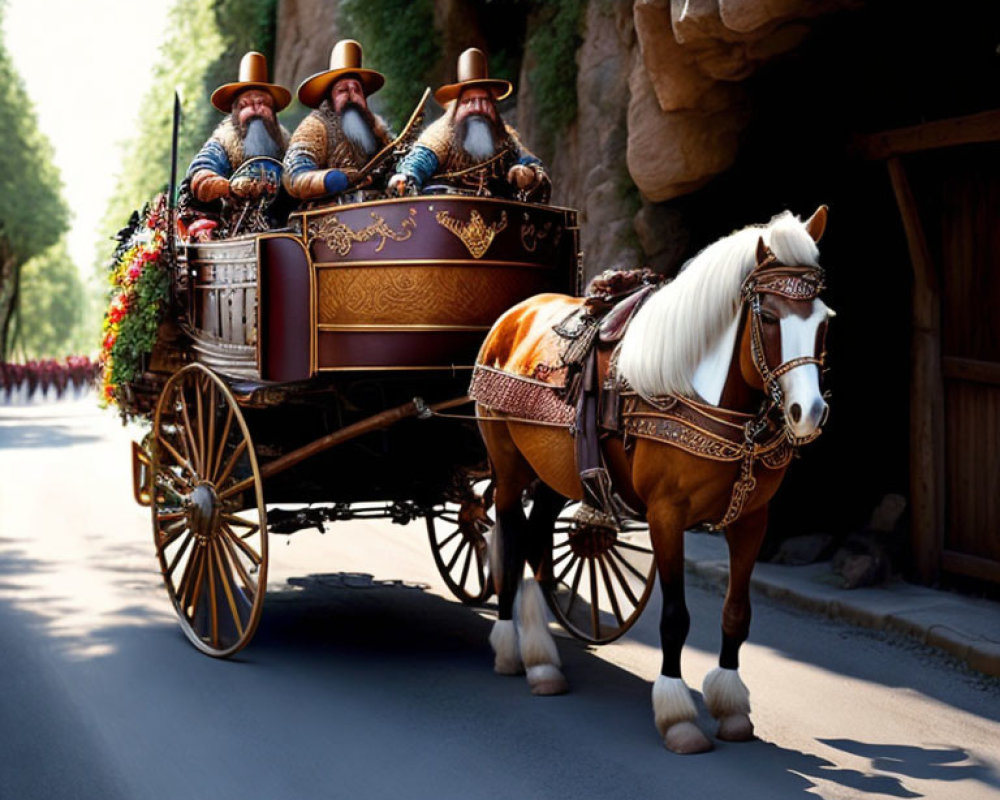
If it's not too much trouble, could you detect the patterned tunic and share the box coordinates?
[283,101,393,199]
[395,112,543,196]
[186,117,291,190]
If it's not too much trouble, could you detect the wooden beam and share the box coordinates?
[942,550,1000,584]
[943,356,1000,386]
[857,110,1000,160]
[887,157,945,585]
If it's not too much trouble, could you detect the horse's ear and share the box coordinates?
[756,236,769,265]
[805,205,829,242]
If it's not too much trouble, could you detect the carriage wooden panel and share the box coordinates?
[291,196,579,371]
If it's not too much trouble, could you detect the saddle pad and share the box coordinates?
[469,365,575,426]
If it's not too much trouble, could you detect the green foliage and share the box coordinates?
[340,0,441,129]
[525,0,585,150]
[98,0,226,267]
[0,0,70,358]
[13,239,88,358]
[97,0,278,274]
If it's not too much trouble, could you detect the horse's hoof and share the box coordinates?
[717,714,754,742]
[664,721,714,754]
[527,664,568,696]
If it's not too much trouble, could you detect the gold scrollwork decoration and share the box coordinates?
[520,217,562,253]
[308,207,417,256]
[435,209,507,259]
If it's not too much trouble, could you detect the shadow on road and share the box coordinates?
[0,421,102,448]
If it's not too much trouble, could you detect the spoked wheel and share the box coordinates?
[542,506,656,644]
[426,475,494,604]
[150,363,268,657]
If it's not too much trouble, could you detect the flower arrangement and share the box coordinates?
[99,194,171,415]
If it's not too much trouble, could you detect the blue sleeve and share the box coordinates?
[396,145,439,187]
[284,148,321,181]
[187,140,232,179]
[518,154,541,168]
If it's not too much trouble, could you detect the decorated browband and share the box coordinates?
[741,248,825,302]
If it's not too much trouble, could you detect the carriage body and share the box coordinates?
[174,196,579,506]
[141,194,590,656]
[182,195,580,381]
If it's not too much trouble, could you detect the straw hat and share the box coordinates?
[211,51,291,113]
[434,47,512,106]
[296,39,385,109]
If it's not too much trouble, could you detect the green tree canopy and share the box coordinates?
[98,0,278,269]
[12,238,88,359]
[0,0,70,358]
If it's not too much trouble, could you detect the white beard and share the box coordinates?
[243,117,281,158]
[461,116,497,161]
[342,107,378,156]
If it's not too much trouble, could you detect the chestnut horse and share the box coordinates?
[472,207,832,753]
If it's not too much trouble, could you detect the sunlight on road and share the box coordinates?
[0,398,167,659]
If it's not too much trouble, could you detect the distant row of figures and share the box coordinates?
[0,358,99,405]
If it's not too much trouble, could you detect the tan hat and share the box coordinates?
[434,47,512,106]
[296,39,385,109]
[211,51,291,113]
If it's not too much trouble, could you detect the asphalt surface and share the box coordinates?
[1,397,999,800]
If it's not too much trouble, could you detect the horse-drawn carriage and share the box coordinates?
[128,191,658,657]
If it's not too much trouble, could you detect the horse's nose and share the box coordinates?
[790,402,802,423]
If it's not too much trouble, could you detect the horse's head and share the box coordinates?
[739,206,832,442]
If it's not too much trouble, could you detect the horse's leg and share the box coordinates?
[648,501,713,754]
[703,504,768,742]
[516,482,568,695]
[483,424,532,676]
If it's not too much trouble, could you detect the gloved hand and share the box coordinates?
[387,173,412,197]
[324,169,349,196]
[194,175,231,202]
[507,164,537,190]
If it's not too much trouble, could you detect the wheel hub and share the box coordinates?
[568,524,618,558]
[188,482,221,543]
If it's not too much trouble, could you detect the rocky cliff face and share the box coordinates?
[274,0,857,277]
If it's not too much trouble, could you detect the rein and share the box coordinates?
[741,256,826,413]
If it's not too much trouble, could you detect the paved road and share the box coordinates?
[1,399,999,800]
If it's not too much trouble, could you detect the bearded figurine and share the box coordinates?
[186,51,291,205]
[283,40,394,200]
[389,48,549,201]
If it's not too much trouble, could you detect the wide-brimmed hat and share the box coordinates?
[211,51,291,113]
[297,39,385,109]
[434,47,512,106]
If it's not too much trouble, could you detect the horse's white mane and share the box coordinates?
[618,211,821,399]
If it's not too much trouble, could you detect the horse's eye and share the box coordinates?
[760,310,779,325]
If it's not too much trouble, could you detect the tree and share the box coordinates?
[97,0,278,272]
[11,239,88,359]
[0,0,70,359]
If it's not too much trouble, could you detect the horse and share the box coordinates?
[470,206,832,753]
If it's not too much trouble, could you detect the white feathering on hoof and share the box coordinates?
[652,676,698,738]
[516,577,561,668]
[702,667,751,719]
[489,619,521,675]
[526,664,564,685]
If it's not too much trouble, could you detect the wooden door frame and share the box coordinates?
[859,110,1000,584]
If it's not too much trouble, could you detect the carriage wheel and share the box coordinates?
[426,481,493,604]
[151,363,268,657]
[541,506,656,644]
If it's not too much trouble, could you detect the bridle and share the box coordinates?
[739,251,828,441]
